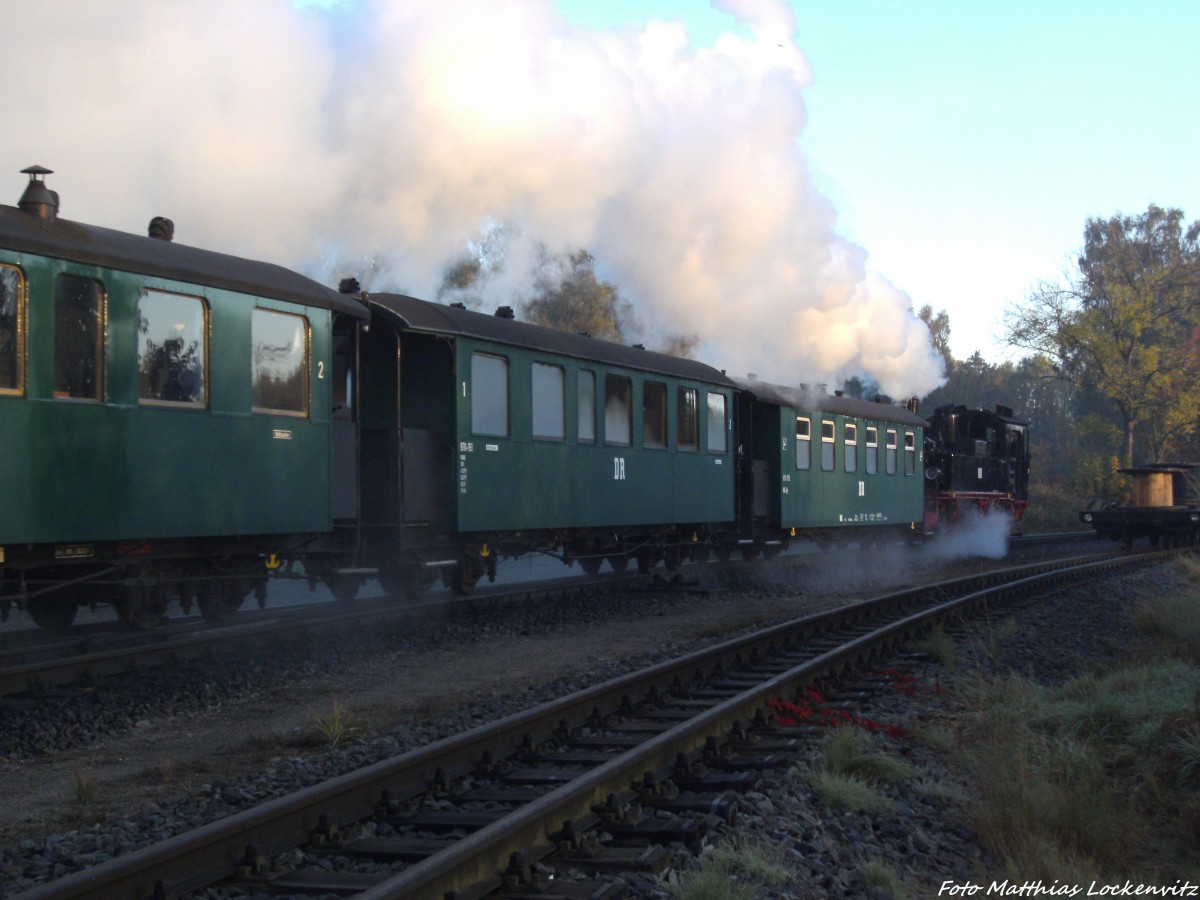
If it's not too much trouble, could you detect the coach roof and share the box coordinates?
[733,377,927,427]
[367,292,739,386]
[0,202,366,319]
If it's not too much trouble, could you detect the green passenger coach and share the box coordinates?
[734,378,927,547]
[358,294,739,592]
[0,167,367,628]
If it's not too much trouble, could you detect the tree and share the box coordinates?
[1005,205,1200,465]
[523,249,627,341]
[918,305,954,371]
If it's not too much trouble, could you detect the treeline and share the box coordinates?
[928,204,1200,525]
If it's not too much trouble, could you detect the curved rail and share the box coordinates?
[11,548,1162,900]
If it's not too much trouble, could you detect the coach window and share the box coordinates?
[865,426,879,475]
[0,265,23,394]
[795,416,811,470]
[578,370,596,443]
[904,431,917,475]
[252,309,308,415]
[707,392,727,453]
[532,362,565,440]
[54,274,104,400]
[677,387,698,450]
[885,429,898,475]
[844,423,858,473]
[470,352,508,436]
[644,381,667,449]
[138,290,206,407]
[821,420,835,471]
[605,374,632,445]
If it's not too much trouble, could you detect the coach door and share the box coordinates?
[330,316,359,521]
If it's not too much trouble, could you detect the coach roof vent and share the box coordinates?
[18,165,59,222]
[148,216,174,241]
[494,305,515,319]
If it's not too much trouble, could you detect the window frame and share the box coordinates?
[604,373,632,446]
[820,420,835,472]
[904,430,917,476]
[844,422,858,473]
[251,307,310,417]
[677,386,699,451]
[706,391,728,454]
[643,380,667,449]
[0,263,25,396]
[531,361,566,441]
[53,273,105,402]
[885,429,898,475]
[137,289,208,409]
[865,426,879,475]
[795,416,811,470]
[470,351,509,437]
[577,369,596,443]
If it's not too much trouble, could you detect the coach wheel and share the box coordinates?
[1121,532,1134,552]
[28,596,79,632]
[197,581,247,623]
[607,555,629,573]
[578,556,603,577]
[450,555,485,596]
[636,550,659,574]
[117,583,169,630]
[451,567,481,596]
[327,577,363,603]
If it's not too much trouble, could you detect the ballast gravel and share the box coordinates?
[0,541,1161,898]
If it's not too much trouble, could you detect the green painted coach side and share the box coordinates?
[452,338,734,533]
[0,250,335,545]
[773,405,924,530]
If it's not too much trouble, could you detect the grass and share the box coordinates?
[73,769,98,805]
[862,859,911,899]
[921,624,957,667]
[669,835,795,900]
[946,584,1200,883]
[792,726,920,815]
[309,700,361,748]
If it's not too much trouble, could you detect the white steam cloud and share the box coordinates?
[2,0,943,396]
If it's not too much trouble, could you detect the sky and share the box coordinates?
[3,0,1197,398]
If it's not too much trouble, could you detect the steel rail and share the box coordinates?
[10,549,1158,900]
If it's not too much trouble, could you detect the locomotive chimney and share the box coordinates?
[18,165,59,222]
[148,216,174,241]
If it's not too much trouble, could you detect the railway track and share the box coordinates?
[9,545,1163,900]
[0,533,1098,699]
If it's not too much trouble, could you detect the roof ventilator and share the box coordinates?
[18,165,58,222]
[148,216,174,241]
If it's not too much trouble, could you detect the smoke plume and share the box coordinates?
[3,0,943,396]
